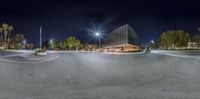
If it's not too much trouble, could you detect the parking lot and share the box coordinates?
[0,51,200,99]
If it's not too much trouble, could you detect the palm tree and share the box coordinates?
[7,26,14,43]
[2,23,14,49]
[0,27,3,44]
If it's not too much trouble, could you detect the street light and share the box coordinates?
[150,40,155,50]
[50,39,53,50]
[23,40,26,44]
[96,32,100,36]
[95,32,101,49]
[23,40,26,49]
[151,40,155,44]
[87,24,104,50]
[50,39,53,44]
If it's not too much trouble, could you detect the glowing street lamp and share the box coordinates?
[149,40,155,50]
[96,32,100,36]
[50,39,53,49]
[50,39,53,44]
[23,39,26,49]
[23,40,26,44]
[151,40,155,44]
[95,32,101,49]
[87,24,104,50]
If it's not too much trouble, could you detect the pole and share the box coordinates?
[40,26,42,49]
[24,40,26,49]
[99,36,101,49]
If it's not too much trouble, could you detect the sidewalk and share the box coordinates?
[151,50,200,59]
[104,51,145,55]
[1,52,60,63]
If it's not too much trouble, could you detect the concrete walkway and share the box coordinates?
[151,50,200,59]
[0,52,60,63]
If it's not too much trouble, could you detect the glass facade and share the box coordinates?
[103,24,139,52]
[104,24,139,46]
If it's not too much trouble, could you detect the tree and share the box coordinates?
[8,37,16,49]
[175,30,189,47]
[7,26,14,42]
[160,30,175,49]
[14,34,25,49]
[1,23,14,48]
[0,27,3,44]
[42,39,49,49]
[51,40,63,50]
[15,34,24,42]
[64,36,80,50]
[160,30,189,49]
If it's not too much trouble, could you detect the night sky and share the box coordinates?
[1,0,200,45]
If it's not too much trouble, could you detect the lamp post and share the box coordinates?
[88,24,103,50]
[50,39,53,50]
[150,40,155,50]
[151,40,155,44]
[23,39,26,49]
[95,32,101,49]
[40,26,42,49]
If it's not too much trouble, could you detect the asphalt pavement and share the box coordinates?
[0,51,200,99]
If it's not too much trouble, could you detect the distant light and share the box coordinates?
[50,39,53,43]
[23,40,26,44]
[96,32,100,36]
[151,40,154,44]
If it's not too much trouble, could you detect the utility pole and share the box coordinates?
[40,26,42,49]
[98,36,101,49]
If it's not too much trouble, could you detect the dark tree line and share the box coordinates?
[159,30,190,49]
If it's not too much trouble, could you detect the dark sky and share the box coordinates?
[1,0,200,45]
